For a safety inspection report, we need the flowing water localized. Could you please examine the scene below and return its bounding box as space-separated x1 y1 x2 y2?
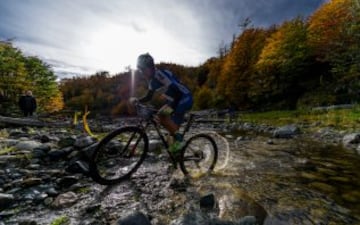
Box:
190 133 360 224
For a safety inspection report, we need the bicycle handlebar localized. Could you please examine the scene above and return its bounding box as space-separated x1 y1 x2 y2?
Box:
134 102 158 120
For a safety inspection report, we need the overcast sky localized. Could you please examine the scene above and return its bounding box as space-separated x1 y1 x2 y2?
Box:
0 0 326 79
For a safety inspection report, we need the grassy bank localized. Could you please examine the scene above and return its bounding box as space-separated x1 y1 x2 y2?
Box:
238 105 360 131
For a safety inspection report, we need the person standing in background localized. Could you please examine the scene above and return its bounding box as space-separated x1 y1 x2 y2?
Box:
19 90 37 117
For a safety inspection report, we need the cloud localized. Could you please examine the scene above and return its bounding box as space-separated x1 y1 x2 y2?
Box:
0 0 326 78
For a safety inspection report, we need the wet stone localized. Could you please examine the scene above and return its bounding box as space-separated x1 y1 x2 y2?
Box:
15 140 43 151
74 136 96 149
300 172 326 181
0 193 15 210
21 177 42 188
329 176 351 183
45 187 59 197
342 191 360 203
27 164 41 170
52 191 78 208
58 136 76 148
316 167 337 176
65 160 89 175
39 135 51 143
308 182 337 194
56 176 79 189
200 193 216 210
18 221 37 225
237 215 257 225
273 125 300 138
116 211 151 225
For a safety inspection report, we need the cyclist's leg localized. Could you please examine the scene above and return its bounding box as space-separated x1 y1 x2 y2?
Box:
158 95 193 134
158 114 179 135
171 95 193 126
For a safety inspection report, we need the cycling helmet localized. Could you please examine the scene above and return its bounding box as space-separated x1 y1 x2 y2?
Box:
137 53 154 70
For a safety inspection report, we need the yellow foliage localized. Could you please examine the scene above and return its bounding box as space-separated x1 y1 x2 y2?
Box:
194 86 213 109
308 0 354 59
42 91 65 112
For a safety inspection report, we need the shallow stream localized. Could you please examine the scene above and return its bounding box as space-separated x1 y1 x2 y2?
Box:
191 133 360 224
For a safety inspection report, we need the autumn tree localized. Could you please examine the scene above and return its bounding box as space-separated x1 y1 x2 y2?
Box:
217 28 269 109
0 41 27 105
194 85 214 110
254 18 312 108
23 56 64 112
308 0 360 103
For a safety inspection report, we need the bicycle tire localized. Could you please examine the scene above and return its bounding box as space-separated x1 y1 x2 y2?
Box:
89 126 149 185
179 133 218 178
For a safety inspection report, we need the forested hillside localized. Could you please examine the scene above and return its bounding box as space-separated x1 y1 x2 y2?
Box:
1 0 359 116
0 41 64 115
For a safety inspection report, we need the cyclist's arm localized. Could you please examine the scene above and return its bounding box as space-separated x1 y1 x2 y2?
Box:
168 83 183 109
139 89 154 103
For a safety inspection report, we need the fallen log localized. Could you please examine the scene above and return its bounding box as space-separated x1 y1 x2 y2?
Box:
0 116 71 127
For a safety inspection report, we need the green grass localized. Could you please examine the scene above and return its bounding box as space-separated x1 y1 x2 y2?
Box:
238 105 360 131
50 215 70 225
0 129 9 138
0 145 16 155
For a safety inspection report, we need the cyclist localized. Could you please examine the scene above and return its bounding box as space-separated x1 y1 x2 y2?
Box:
131 53 193 155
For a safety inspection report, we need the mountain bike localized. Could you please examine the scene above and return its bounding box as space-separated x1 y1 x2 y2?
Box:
89 103 218 185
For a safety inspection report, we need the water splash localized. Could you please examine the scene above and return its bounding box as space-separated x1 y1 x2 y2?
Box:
203 131 231 171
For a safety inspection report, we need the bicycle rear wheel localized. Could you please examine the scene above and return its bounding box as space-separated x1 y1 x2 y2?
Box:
89 126 148 185
179 134 218 178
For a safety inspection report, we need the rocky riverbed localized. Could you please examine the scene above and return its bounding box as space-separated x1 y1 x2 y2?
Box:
0 119 359 225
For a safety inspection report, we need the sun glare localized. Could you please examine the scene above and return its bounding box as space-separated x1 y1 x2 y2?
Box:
82 23 184 73
131 69 135 97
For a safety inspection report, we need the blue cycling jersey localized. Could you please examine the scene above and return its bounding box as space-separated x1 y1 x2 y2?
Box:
149 69 191 103
139 68 193 125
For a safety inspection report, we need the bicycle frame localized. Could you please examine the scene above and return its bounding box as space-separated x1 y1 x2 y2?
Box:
134 112 196 166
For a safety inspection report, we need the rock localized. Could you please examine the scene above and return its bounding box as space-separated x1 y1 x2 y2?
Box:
79 218 98 225
81 143 98 159
39 135 51 143
0 193 15 210
116 211 151 225
58 136 76 148
273 125 300 138
74 136 96 149
167 177 188 192
48 149 68 160
236 136 246 142
15 140 43 151
32 149 47 158
237 215 257 225
342 133 360 146
0 138 18 146
217 188 267 224
65 160 89 175
56 176 79 189
21 177 42 188
341 190 360 203
52 191 78 208
149 139 162 152
9 130 29 138
170 211 208 225
45 187 59 197
308 182 337 193
200 193 216 210
18 220 37 225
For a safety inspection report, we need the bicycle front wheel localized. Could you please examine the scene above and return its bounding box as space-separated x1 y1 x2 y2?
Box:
89 126 148 185
179 134 218 178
